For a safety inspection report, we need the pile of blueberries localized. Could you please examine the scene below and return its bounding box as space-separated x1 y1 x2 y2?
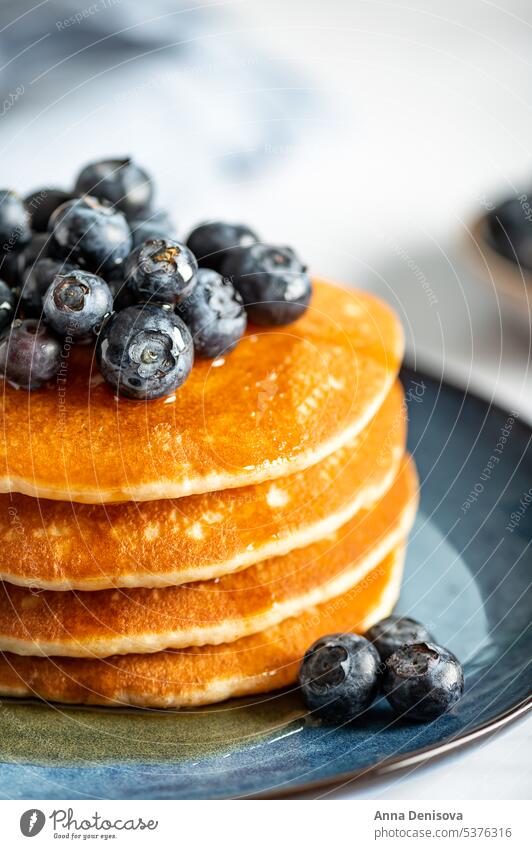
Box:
0 158 312 399
299 616 464 724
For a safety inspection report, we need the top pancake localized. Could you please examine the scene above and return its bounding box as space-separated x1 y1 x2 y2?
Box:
0 280 403 503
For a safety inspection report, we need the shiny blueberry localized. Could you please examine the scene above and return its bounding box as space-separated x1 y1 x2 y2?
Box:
20 258 76 318
0 190 32 255
123 238 197 306
186 221 258 273
43 269 113 338
221 243 312 326
177 268 247 358
74 158 153 219
49 196 132 275
24 188 75 233
0 280 16 332
299 633 381 723
383 642 464 721
96 304 194 399
365 616 434 662
129 210 177 249
0 319 61 389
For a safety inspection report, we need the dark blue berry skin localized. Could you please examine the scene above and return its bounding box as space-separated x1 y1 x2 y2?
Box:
0 319 61 388
74 158 153 219
186 221 258 273
0 280 16 331
49 196 132 275
20 258 77 318
486 197 532 270
43 270 113 338
129 211 177 250
177 268 247 358
299 633 381 724
365 616 434 662
383 642 464 721
0 190 32 254
124 238 198 306
24 188 75 233
96 304 194 400
221 243 312 326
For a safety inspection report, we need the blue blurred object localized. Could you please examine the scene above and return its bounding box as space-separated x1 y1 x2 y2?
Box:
0 0 324 180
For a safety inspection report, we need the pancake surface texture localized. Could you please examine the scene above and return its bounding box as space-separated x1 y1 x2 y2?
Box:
0 546 404 708
0 280 403 503
0 456 417 656
0 383 406 590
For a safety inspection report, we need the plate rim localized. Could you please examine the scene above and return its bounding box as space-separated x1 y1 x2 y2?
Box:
248 696 532 799
249 365 532 799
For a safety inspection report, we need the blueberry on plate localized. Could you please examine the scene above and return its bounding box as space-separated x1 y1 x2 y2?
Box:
486 197 532 270
0 318 61 389
20 258 77 318
0 280 16 332
0 190 32 254
129 210 178 250
124 238 198 306
365 615 434 662
74 158 153 219
43 270 113 338
177 268 247 358
299 633 381 724
96 304 194 400
49 196 132 275
383 642 464 721
221 243 312 326
24 188 75 233
186 221 258 273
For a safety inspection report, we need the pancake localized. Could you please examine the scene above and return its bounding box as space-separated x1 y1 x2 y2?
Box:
0 382 406 590
0 280 403 503
0 456 417 656
0 546 404 708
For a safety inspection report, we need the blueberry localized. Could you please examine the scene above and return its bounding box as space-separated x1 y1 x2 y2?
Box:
43 269 113 338
20 258 77 318
177 268 247 358
24 188 75 233
96 304 194 399
0 319 61 389
299 633 381 723
383 642 464 721
123 238 197 306
74 158 152 219
221 243 312 326
0 252 20 288
365 616 434 662
0 190 32 255
129 210 178 250
49 196 132 275
486 197 532 270
0 233 50 292
0 280 16 331
186 221 258 273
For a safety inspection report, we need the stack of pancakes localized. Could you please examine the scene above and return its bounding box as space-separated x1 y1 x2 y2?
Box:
0 280 418 708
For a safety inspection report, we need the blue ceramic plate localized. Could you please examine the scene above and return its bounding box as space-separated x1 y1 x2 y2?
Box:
0 366 530 800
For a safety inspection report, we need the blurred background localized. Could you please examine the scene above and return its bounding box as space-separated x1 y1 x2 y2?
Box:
1 0 531 417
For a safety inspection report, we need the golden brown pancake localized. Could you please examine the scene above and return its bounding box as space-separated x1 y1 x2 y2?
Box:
0 382 406 590
0 456 417 656
0 280 403 503
0 546 404 708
